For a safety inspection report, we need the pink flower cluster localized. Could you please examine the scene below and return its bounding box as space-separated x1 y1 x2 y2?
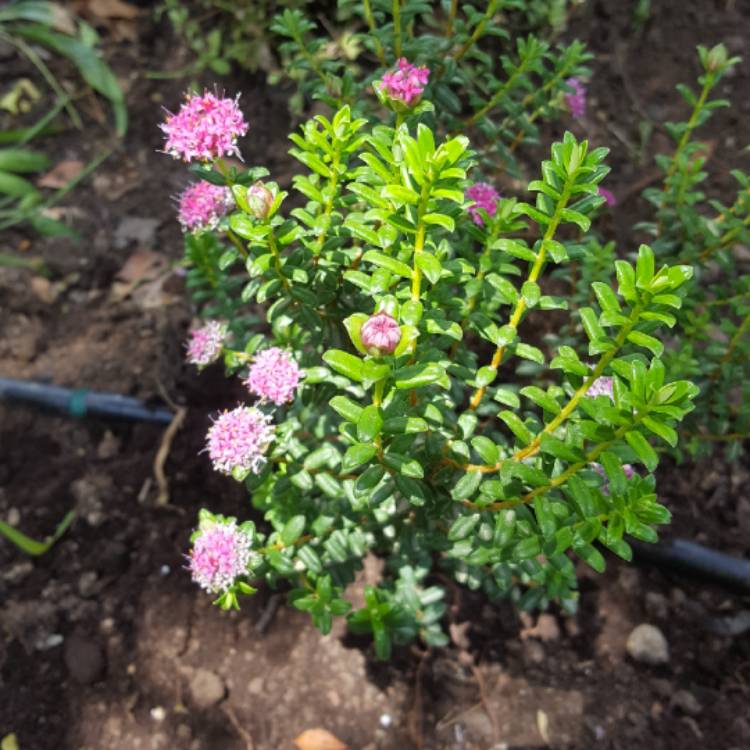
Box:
186 321 226 368
189 518 253 593
564 77 587 119
465 182 500 226
587 376 614 400
361 312 402 355
380 58 430 105
245 347 303 406
178 181 233 232
161 91 248 162
207 406 274 476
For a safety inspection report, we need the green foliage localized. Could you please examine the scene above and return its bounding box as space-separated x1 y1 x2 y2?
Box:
563 44 749 458
176 97 698 656
154 0 310 80
0 1 125 237
271 0 589 174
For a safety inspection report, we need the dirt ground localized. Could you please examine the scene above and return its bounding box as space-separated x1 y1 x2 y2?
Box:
1 1 750 748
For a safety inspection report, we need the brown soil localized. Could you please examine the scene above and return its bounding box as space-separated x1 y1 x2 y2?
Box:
1 2 750 749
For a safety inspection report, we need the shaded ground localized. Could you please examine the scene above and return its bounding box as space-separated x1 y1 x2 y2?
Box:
1 1 750 748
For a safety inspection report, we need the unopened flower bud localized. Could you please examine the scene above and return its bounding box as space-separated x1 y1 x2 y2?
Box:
246 181 274 220
360 312 401 355
706 43 727 72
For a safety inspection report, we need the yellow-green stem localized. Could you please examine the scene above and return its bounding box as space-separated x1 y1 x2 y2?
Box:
393 0 402 58
468 185 573 410
453 0 497 62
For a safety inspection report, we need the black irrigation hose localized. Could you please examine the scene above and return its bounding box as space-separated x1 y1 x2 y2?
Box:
2 378 749 591
0 377 174 424
632 538 750 594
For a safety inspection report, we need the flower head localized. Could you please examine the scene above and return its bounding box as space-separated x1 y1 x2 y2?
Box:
465 182 500 226
564 77 587 119
598 187 617 207
189 518 253 594
177 181 233 232
186 321 226 368
361 311 402 355
587 376 614 400
245 347 303 406
160 90 248 162
379 58 430 106
206 406 274 476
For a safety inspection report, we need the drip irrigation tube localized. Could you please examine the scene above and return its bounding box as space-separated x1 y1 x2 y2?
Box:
0 377 174 424
632 538 750 593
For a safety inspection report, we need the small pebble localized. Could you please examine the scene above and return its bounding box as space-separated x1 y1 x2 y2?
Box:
150 706 166 722
379 713 393 728
188 668 226 709
626 623 669 665
671 689 702 716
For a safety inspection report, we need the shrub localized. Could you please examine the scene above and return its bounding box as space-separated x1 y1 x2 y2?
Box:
161 85 698 657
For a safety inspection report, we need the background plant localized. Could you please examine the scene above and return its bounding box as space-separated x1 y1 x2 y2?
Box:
272 0 590 175
561 44 749 459
0 1 126 239
166 85 698 656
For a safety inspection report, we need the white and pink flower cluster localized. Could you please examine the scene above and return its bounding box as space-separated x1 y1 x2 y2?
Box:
186 321 227 368
379 58 430 105
245 347 303 406
189 517 253 594
177 181 233 233
206 405 275 476
161 90 248 162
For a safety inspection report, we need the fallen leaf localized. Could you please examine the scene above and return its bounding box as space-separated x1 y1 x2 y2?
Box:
82 0 141 20
37 160 85 189
520 613 560 643
110 249 169 301
293 728 348 750
31 276 60 304
49 3 77 34
536 709 550 745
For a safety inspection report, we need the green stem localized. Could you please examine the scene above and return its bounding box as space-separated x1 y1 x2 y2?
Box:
393 0 402 58
453 0 497 62
445 0 459 37
363 0 386 65
410 184 430 301
226 228 249 260
468 184 573 411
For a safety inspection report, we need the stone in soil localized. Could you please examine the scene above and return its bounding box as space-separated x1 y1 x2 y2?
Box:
188 668 226 710
626 623 669 665
64 633 105 684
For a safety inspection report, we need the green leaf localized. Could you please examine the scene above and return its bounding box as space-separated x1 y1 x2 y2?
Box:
362 250 412 278
422 213 454 231
539 434 582 462
635 244 655 289
322 349 363 382
521 280 541 307
625 430 659 471
0 509 74 557
329 395 362 422
471 436 499 465
642 416 678 447
448 513 481 541
415 252 442 284
498 411 532 445
560 208 591 232
281 515 306 546
0 147 49 173
342 443 377 472
0 170 37 197
515 343 544 364
626 331 663 356
393 363 444 389
357 405 383 442
615 260 637 302
382 184 419 204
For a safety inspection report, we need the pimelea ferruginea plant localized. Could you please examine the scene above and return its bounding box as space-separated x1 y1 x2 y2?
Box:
559 44 749 460
271 1 591 175
163 87 698 658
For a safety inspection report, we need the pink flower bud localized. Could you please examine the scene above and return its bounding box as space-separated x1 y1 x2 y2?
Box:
246 181 274 220
598 187 617 207
360 312 402 355
186 321 226 368
379 58 430 106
